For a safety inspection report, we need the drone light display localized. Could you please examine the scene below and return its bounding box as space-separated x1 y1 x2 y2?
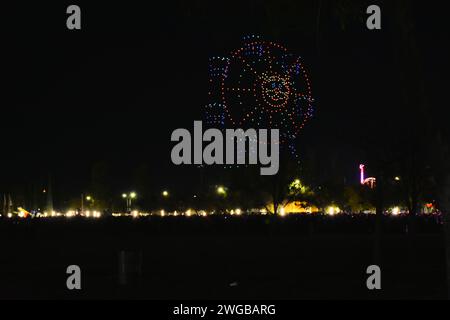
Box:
206 35 315 154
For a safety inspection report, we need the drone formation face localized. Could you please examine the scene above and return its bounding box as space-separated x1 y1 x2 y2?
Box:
206 35 315 152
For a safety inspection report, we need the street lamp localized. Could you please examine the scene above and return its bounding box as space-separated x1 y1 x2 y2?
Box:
122 192 137 212
162 190 169 197
85 195 95 211
216 186 227 214
217 186 227 196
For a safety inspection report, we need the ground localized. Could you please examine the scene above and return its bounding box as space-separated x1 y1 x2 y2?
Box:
0 216 446 299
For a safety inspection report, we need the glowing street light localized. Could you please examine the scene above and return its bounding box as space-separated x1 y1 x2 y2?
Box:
84 195 95 211
162 190 169 197
122 192 137 212
217 186 227 196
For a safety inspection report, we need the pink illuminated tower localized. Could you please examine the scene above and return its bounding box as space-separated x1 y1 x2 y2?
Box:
359 164 376 189
359 164 365 185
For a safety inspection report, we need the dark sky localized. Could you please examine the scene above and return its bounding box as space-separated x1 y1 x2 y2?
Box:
2 1 448 207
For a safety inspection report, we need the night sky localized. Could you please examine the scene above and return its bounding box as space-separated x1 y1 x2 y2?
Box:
2 1 448 209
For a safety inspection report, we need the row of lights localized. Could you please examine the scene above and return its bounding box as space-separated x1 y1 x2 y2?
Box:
6 210 104 219
2 207 425 219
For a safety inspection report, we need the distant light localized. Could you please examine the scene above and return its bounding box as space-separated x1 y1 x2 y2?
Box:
326 206 341 216
160 210 165 217
217 186 226 195
394 176 401 181
7 213 13 218
162 191 169 197
86 196 92 201
130 192 137 199
279 207 286 217
359 164 365 185
392 207 401 216
66 210 75 218
132 210 139 218
363 177 377 189
235 209 242 216
292 179 302 190
185 209 192 217
122 193 127 198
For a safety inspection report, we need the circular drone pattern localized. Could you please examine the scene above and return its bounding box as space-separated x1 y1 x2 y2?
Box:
206 35 314 148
